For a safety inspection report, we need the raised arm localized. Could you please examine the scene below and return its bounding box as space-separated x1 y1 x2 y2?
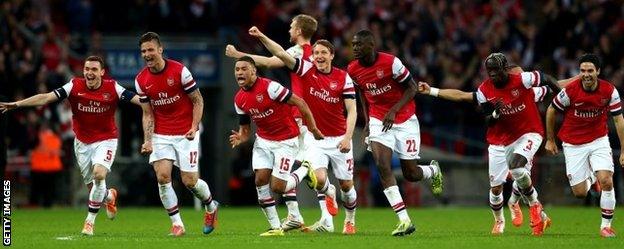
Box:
248 26 296 70
225 44 286 68
0 92 59 113
287 94 324 140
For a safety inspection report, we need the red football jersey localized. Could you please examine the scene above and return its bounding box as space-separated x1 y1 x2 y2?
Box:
286 43 313 119
475 71 544 146
234 77 299 141
135 59 198 135
54 78 129 144
552 78 622 145
293 58 355 136
347 52 414 124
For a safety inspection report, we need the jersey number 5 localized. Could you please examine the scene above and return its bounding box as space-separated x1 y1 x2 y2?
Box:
105 150 113 161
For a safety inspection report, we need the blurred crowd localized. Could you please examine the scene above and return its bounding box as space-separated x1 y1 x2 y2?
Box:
2 0 624 206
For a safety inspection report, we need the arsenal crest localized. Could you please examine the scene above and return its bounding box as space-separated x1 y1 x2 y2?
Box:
167 77 175 86
376 70 384 79
102 93 111 100
256 94 264 103
329 81 338 90
511 89 519 97
601 98 608 105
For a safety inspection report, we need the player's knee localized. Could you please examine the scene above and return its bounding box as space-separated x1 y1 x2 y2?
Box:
339 180 353 191
93 172 106 181
598 178 613 191
490 185 503 195
156 173 171 184
270 184 285 194
509 155 527 170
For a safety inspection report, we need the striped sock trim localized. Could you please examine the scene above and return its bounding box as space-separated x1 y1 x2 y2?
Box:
166 205 180 216
521 187 534 196
490 202 504 211
317 194 326 201
392 202 406 213
259 197 276 208
602 209 614 219
88 201 102 213
344 201 357 210
291 173 300 185
203 196 213 206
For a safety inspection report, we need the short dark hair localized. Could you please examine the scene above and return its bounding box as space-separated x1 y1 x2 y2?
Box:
579 53 601 70
85 55 105 69
313 40 334 54
355 29 374 41
236 56 256 68
139 32 162 47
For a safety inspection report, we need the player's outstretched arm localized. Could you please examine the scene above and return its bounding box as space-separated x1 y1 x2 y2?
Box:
418 81 474 102
248 26 297 70
338 98 357 153
230 124 251 148
185 89 204 140
225 43 286 69
288 94 324 140
0 92 59 113
544 105 560 155
611 114 624 166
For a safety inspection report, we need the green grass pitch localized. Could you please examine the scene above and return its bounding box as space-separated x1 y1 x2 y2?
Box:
9 206 623 248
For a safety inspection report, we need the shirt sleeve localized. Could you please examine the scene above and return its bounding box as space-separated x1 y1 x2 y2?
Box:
609 88 622 116
391 57 412 84
53 80 74 100
343 74 356 98
115 82 136 102
234 102 246 114
520 71 542 89
267 81 292 103
181 66 198 93
532 86 549 103
134 78 150 103
293 58 314 77
475 87 488 105
552 88 570 111
286 45 304 59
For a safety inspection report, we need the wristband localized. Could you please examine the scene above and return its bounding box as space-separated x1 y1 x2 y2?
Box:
429 87 440 97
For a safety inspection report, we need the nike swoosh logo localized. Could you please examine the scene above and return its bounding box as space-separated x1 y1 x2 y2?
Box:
574 102 584 106
486 97 496 102
146 85 154 89
77 93 85 96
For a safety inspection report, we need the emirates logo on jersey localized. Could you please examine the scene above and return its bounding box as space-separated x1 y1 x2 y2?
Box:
167 77 175 86
102 93 111 101
376 70 384 79
329 81 338 90
256 94 264 103
511 89 519 97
